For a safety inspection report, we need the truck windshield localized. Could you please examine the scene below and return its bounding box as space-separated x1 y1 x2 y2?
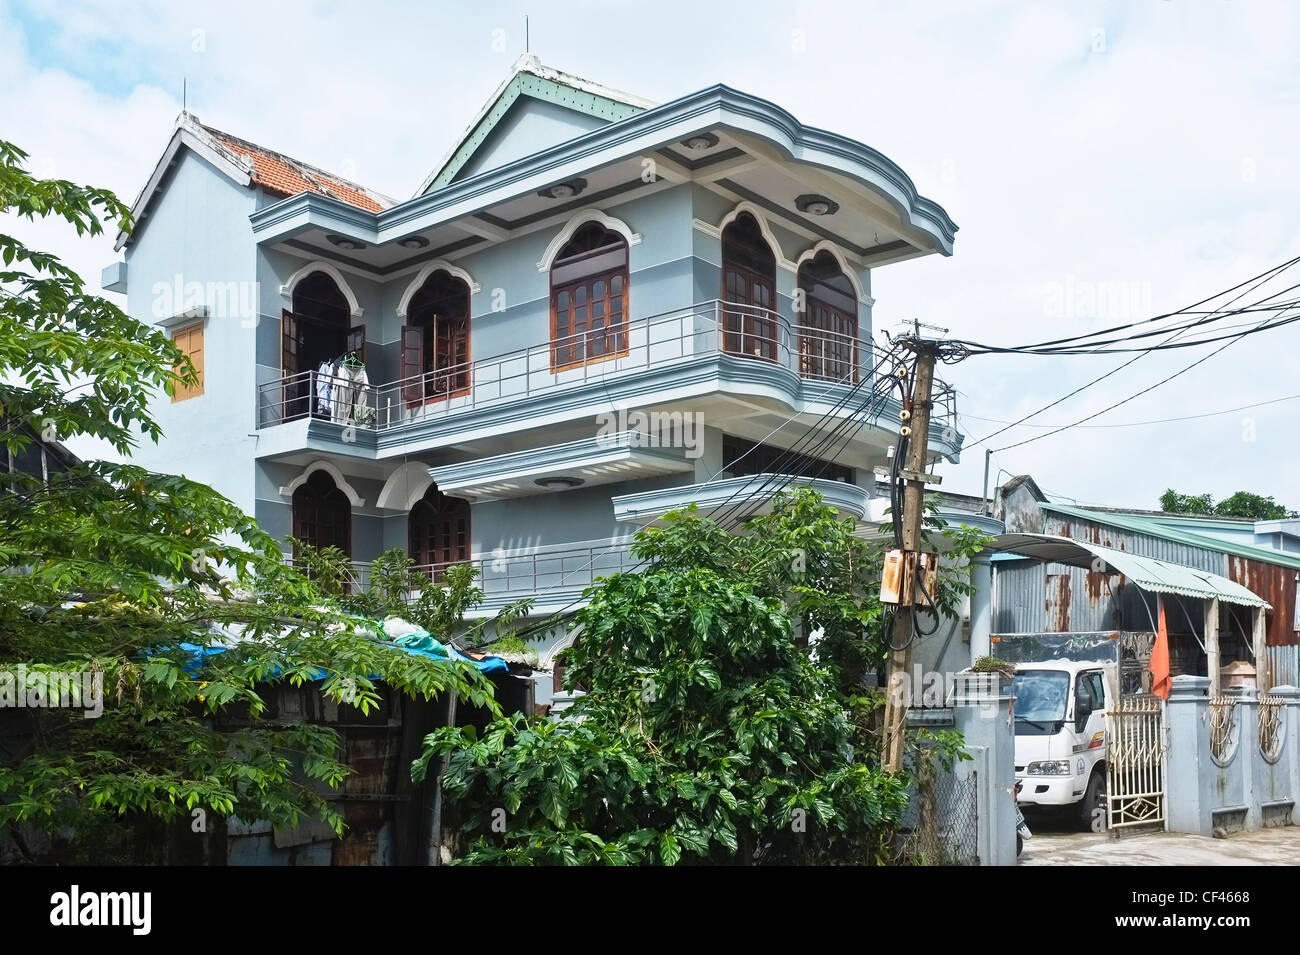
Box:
1013 670 1070 727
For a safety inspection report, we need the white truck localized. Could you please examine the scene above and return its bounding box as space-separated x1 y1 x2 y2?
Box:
1011 660 1115 830
993 631 1144 831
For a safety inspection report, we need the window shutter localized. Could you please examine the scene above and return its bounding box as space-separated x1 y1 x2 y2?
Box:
346 324 366 363
282 310 298 376
401 325 424 403
171 322 205 402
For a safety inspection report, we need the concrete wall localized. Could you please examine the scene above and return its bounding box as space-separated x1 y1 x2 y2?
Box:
124 151 260 514
1165 676 1299 835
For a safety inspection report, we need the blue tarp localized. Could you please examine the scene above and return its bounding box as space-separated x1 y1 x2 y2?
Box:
168 629 509 678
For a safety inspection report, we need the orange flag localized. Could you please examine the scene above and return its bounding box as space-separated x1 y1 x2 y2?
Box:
1149 597 1171 699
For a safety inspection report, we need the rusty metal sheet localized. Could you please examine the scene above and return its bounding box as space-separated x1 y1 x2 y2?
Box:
1045 573 1071 632
1227 556 1297 647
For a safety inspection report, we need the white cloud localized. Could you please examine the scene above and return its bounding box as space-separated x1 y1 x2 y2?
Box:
2 0 1298 510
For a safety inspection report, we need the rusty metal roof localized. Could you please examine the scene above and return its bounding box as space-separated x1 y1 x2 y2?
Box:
1042 503 1300 572
991 533 1271 609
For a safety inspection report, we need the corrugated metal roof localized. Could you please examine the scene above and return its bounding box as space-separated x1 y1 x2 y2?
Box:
1041 503 1300 572
991 533 1271 609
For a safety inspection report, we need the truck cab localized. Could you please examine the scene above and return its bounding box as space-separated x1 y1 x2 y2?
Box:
1012 659 1115 829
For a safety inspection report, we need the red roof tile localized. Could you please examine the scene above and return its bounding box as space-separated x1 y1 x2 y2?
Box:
201 124 389 213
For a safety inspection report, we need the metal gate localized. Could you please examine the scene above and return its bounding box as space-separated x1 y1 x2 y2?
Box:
1106 695 1167 831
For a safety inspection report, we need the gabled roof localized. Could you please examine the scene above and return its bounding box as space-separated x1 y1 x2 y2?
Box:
198 121 392 212
1041 501 1300 572
418 54 654 194
116 113 393 249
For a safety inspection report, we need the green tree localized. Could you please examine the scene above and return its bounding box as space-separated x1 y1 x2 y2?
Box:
1213 491 1293 521
1159 489 1215 515
417 490 990 865
1159 488 1294 520
0 140 498 863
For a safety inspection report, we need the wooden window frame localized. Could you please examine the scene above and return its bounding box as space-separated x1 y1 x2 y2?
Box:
291 471 352 559
408 487 471 581
549 233 630 373
720 214 779 363
171 321 205 402
796 255 860 384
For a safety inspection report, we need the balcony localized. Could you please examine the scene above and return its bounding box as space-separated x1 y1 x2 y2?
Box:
334 540 641 617
612 474 879 528
253 300 961 459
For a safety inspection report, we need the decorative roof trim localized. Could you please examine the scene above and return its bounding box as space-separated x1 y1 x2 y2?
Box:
420 55 653 194
253 85 957 258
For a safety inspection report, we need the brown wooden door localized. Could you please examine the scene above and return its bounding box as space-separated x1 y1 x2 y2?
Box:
722 264 776 361
401 325 424 405
292 471 352 558
281 310 308 419
409 489 470 579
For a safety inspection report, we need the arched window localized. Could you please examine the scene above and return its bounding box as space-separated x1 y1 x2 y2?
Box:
402 270 471 405
550 222 628 369
282 271 364 419
721 212 777 362
292 469 352 558
408 484 471 578
797 251 859 382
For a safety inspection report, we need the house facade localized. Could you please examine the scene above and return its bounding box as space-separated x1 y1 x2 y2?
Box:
104 56 962 695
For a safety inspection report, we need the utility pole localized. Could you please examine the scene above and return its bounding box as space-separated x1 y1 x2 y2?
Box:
881 340 939 774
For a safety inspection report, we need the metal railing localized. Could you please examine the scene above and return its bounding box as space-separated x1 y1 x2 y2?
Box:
292 542 641 601
258 369 378 429
413 541 640 597
257 300 878 431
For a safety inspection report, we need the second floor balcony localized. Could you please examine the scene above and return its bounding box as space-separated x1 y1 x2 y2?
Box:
255 300 960 460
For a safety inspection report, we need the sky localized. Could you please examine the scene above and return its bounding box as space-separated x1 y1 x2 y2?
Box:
2 0 1299 511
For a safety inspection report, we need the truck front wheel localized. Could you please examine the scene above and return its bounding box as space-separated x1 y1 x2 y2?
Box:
1079 769 1106 832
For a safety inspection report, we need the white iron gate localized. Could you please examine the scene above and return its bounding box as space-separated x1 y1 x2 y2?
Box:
1106 695 1167 831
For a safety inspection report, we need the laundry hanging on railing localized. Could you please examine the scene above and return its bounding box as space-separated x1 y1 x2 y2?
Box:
313 355 371 424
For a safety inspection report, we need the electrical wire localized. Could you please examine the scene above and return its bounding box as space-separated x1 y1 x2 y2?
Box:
966 257 1297 446
503 343 903 644
960 391 1300 430
954 255 1300 354
990 301 1300 453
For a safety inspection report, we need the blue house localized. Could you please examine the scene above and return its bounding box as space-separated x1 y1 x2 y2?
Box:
104 56 961 702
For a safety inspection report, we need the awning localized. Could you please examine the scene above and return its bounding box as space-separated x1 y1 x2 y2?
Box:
990 533 1270 610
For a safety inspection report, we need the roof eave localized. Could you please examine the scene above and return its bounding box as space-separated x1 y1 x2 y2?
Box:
115 125 253 251
256 85 957 257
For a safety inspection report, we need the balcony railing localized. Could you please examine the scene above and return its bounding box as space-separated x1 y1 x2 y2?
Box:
309 542 641 603
257 300 876 430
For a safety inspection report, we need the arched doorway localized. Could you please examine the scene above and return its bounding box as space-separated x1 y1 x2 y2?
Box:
292 469 352 558
281 270 364 419
720 212 777 361
797 250 859 382
408 484 470 579
401 270 471 406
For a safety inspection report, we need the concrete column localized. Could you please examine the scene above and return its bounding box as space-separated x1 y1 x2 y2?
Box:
1234 686 1260 830
968 552 993 665
952 672 1015 865
1206 598 1220 695
1273 684 1300 817
1253 607 1268 690
1165 674 1211 835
